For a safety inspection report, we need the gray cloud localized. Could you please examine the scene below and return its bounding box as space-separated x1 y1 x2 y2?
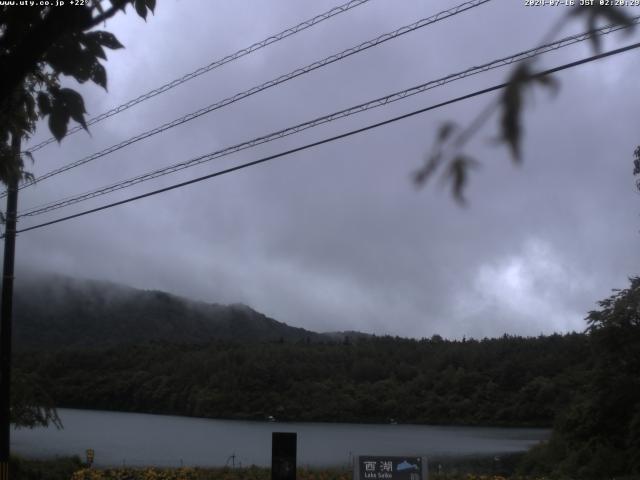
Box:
9 0 640 339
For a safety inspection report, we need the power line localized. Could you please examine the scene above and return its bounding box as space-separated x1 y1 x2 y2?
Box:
18 19 633 216
10 0 491 198
12 40 640 237
23 0 374 154
18 19 637 218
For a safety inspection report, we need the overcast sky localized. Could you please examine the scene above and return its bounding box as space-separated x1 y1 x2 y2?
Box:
9 0 640 339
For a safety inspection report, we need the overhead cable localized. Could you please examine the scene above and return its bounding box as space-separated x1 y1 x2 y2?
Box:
10 0 491 198
12 40 640 237
18 18 637 218
24 0 374 154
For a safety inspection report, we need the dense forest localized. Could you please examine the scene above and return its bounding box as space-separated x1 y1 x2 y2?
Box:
518 277 640 478
15 333 590 427
10 273 640 478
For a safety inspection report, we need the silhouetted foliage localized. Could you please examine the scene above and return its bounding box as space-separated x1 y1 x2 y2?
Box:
519 277 640 478
416 6 636 202
15 333 589 427
10 368 60 429
0 0 156 184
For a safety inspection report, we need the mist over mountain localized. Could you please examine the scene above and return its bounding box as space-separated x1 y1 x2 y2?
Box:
12 273 596 433
14 273 334 349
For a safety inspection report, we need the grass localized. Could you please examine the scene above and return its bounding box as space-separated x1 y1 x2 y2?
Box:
10 455 84 480
10 454 619 480
68 466 517 480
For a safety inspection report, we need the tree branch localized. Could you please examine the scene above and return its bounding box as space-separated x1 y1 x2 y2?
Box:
0 0 132 110
86 0 130 29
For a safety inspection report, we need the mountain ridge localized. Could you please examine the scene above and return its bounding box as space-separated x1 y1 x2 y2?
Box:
15 272 361 349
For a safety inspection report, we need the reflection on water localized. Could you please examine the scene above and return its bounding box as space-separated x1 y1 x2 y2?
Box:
12 408 549 467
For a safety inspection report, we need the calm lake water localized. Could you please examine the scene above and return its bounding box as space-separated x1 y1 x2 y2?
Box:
12 409 549 468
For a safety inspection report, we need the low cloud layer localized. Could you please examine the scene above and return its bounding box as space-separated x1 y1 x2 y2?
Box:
9 0 640 338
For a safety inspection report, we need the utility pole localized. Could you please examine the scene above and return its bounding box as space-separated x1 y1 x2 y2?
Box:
0 134 20 480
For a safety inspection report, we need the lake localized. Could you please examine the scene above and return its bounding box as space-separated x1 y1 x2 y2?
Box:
11 409 549 468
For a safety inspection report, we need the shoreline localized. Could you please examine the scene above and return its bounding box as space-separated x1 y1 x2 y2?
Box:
32 406 556 430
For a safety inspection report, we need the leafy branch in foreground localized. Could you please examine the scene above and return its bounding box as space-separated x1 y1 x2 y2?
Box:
0 0 156 185
520 277 640 478
10 368 61 429
0 0 157 428
415 6 636 203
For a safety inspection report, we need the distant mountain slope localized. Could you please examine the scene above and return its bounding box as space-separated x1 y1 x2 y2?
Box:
14 273 323 349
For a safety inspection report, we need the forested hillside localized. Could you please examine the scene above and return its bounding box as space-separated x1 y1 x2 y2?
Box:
518 277 640 478
13 274 326 349
15 334 590 427
11 273 640 478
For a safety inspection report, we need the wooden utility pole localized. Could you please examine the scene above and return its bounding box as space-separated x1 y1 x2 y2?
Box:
0 134 20 480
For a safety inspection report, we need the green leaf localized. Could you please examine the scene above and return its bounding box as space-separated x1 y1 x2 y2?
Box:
445 155 480 204
44 42 82 77
48 109 68 142
21 171 35 184
58 88 86 114
572 5 636 53
22 150 34 164
93 0 105 16
135 0 148 19
588 16 601 54
48 88 88 136
500 64 528 162
90 63 107 90
437 122 457 142
80 33 107 59
573 4 636 29
145 0 156 13
23 92 36 120
498 64 561 162
90 31 124 50
58 88 88 130
414 122 461 186
46 41 98 84
413 152 442 186
74 52 99 83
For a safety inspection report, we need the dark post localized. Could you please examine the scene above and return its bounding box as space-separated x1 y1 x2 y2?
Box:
272 432 297 480
0 134 19 480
